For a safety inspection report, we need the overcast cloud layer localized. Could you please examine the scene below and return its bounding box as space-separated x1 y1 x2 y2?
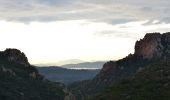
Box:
1 0 170 39
0 0 169 24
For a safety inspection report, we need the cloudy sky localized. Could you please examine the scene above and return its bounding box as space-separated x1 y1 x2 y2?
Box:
0 0 170 65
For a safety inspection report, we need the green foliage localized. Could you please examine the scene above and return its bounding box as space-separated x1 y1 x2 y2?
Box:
70 56 152 100
0 59 66 100
89 60 170 100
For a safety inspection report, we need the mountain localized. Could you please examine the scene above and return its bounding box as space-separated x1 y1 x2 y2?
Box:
0 49 75 100
70 32 170 100
35 59 84 66
61 61 106 69
90 59 170 100
37 66 100 85
57 59 85 66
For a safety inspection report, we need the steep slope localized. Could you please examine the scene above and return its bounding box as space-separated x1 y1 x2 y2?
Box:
0 49 75 100
90 59 170 100
70 56 150 99
70 32 170 100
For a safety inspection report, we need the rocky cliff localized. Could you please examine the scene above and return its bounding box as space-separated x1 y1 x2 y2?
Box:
96 32 170 87
134 32 170 59
70 32 170 100
89 32 170 100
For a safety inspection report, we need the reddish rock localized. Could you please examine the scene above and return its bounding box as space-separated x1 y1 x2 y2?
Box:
134 32 170 60
134 33 162 59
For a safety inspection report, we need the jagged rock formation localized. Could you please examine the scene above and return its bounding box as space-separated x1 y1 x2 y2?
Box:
134 32 170 59
0 48 75 100
96 32 170 87
70 32 170 100
0 48 30 66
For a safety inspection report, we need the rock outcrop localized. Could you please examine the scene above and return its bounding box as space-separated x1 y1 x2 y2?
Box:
134 32 170 60
98 32 170 85
0 48 30 66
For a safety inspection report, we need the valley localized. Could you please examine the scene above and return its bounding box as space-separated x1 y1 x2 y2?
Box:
0 32 170 100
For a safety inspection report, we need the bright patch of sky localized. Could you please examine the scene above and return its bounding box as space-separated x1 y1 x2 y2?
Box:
0 0 170 64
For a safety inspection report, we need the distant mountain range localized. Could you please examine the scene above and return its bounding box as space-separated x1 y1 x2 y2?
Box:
36 61 105 85
34 59 84 66
57 59 85 66
35 61 106 69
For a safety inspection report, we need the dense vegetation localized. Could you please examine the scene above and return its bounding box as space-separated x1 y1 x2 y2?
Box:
69 56 151 100
0 51 71 100
89 59 170 100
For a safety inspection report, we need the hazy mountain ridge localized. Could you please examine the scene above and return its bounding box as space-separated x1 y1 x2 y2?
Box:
35 59 84 66
70 32 170 100
36 61 104 85
35 61 105 69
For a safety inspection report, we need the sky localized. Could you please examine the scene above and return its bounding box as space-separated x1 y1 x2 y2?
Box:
0 0 170 65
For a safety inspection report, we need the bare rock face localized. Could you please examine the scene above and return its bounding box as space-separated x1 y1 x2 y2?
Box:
97 32 170 87
135 33 162 59
134 32 170 60
2 48 30 66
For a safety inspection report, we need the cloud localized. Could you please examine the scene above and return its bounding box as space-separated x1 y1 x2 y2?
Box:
1 0 170 40
95 20 170 40
0 0 170 24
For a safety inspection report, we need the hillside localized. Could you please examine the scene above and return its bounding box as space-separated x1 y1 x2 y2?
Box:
70 55 151 100
0 49 75 100
90 59 170 100
37 66 100 85
70 32 170 100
